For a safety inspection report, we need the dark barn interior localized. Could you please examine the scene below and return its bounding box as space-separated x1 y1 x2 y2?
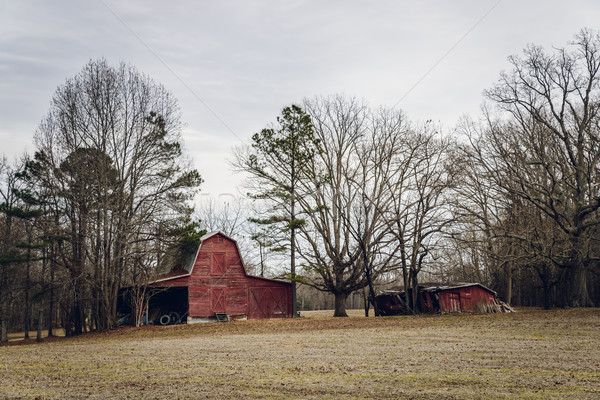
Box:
117 286 189 325
148 287 188 324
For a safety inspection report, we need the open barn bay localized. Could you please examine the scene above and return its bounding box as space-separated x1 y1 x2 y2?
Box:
1 309 599 399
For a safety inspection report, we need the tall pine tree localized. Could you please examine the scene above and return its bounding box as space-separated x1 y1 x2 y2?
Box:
233 105 321 317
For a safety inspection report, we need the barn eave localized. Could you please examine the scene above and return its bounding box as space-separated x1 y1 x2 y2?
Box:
148 273 191 285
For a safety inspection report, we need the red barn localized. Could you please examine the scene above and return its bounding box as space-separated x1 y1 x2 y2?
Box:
376 283 512 315
419 284 510 314
146 231 293 322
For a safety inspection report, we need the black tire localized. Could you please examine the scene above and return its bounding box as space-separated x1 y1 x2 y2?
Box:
159 314 171 326
169 312 181 324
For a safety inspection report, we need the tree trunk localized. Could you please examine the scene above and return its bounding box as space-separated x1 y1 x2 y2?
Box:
361 240 380 317
333 292 348 317
505 263 513 304
24 246 31 339
564 264 593 307
366 270 379 316
0 297 7 343
36 303 44 342
291 233 297 318
542 281 552 310
0 318 6 343
48 247 55 337
0 265 8 343
363 287 370 317
290 181 298 318
72 283 83 336
259 243 265 277
37 246 47 342
410 270 419 313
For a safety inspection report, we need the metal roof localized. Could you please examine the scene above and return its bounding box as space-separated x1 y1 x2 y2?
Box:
421 283 498 295
381 283 498 296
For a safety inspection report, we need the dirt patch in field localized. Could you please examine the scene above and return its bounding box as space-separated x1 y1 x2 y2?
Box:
1 308 599 399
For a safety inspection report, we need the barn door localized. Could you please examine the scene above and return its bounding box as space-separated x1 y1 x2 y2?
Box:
211 253 226 275
249 287 288 319
448 292 461 313
270 288 288 318
211 288 226 313
459 288 473 313
248 288 270 319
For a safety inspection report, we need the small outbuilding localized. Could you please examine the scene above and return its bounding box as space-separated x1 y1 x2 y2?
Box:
420 283 512 314
376 283 513 315
142 231 293 323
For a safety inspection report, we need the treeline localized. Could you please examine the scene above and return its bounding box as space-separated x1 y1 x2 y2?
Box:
0 59 202 341
234 29 600 316
2 30 600 337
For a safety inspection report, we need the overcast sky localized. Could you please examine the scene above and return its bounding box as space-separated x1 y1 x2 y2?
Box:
1 1 599 199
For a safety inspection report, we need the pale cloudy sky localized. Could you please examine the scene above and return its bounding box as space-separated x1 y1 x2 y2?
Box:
1 1 599 198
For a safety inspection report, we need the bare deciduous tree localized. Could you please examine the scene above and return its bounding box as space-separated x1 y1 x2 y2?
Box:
382 124 456 310
33 59 202 333
195 195 246 238
297 97 412 317
472 29 600 307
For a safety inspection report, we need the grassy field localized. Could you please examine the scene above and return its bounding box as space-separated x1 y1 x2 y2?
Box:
0 308 599 399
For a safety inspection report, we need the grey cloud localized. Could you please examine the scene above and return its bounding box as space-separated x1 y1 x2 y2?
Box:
2 0 600 195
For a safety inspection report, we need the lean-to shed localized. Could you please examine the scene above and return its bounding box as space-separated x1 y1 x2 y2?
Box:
146 231 293 322
420 283 511 314
376 283 512 315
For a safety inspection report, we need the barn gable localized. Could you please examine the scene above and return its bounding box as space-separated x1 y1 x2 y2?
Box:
148 231 293 322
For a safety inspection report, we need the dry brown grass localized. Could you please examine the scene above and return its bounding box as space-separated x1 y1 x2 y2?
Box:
1 308 599 399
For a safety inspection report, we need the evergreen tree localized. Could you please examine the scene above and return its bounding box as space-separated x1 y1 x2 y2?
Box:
233 105 321 317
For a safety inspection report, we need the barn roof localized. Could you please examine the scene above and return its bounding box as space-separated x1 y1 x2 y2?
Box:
149 239 202 284
421 283 497 295
148 231 290 286
200 231 230 242
381 283 498 296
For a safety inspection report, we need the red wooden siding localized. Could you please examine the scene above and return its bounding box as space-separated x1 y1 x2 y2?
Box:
211 288 226 313
442 292 461 313
150 232 292 320
211 253 226 275
248 287 289 319
377 283 511 315
249 288 269 319
437 285 500 314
